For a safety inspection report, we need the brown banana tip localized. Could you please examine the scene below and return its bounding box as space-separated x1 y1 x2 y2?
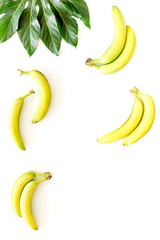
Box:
32 119 38 124
44 172 52 180
17 69 23 75
29 90 35 94
130 87 138 93
85 58 93 66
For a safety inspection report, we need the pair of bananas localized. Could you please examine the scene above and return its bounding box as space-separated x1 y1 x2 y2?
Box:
98 87 155 145
11 171 52 230
86 6 136 74
9 69 52 151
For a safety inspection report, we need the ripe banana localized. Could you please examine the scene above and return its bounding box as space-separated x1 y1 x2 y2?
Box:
9 90 34 150
86 6 126 66
18 69 52 123
20 172 52 230
11 171 45 217
123 88 155 145
98 91 143 144
91 26 136 74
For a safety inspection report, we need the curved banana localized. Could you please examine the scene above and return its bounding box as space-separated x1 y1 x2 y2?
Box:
20 172 52 230
18 69 52 123
123 88 155 146
9 90 34 150
98 91 143 144
86 6 126 66
11 171 45 217
91 26 136 74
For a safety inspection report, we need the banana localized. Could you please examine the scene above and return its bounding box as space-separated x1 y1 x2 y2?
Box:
9 90 35 151
86 6 126 66
20 172 52 230
18 69 52 123
123 88 155 145
11 171 45 217
91 26 136 74
98 91 144 144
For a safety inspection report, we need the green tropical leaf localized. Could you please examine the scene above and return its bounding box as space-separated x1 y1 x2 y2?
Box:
49 0 78 47
18 0 41 56
61 0 90 29
0 0 90 55
38 0 62 55
60 2 82 19
0 0 27 43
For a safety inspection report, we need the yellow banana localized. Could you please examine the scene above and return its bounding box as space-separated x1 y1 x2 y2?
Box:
98 91 143 144
91 26 136 74
18 69 52 123
11 171 45 217
123 88 155 146
20 172 52 230
9 90 34 151
86 6 126 66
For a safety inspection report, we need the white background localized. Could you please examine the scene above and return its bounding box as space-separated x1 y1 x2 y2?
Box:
0 0 160 239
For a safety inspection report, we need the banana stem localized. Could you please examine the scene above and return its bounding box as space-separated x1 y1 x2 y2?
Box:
33 174 52 184
91 64 100 70
18 69 29 76
136 89 142 97
21 90 35 100
34 172 52 180
130 87 143 97
35 172 46 178
36 177 46 184
131 91 136 97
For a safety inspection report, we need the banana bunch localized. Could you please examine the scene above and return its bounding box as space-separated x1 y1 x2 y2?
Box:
98 87 155 145
11 171 52 230
9 69 52 150
85 6 136 74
